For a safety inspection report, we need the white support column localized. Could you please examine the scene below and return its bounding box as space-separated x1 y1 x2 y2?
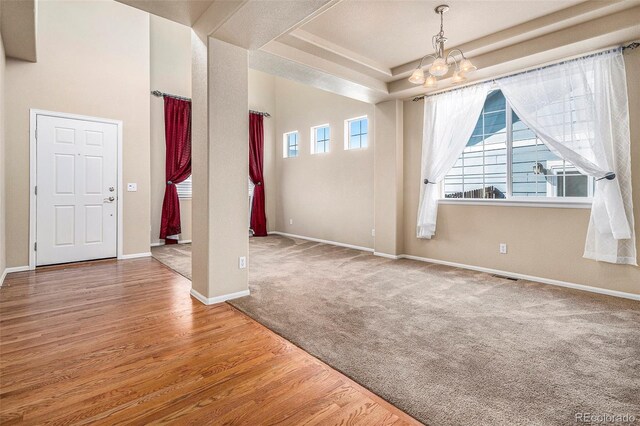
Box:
373 100 404 257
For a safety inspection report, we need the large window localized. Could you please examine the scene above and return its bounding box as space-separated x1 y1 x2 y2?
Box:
283 131 299 158
345 116 368 150
443 90 593 201
311 125 330 154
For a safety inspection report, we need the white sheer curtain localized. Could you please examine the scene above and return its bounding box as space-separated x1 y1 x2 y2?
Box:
416 82 490 238
497 50 636 264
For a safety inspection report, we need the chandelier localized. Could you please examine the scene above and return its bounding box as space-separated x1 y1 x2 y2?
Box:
408 5 477 88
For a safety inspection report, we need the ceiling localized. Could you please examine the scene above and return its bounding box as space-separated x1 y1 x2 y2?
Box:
300 0 583 70
115 0 215 26
113 0 640 103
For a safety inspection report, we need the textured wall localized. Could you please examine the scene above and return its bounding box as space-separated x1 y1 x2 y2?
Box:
4 0 151 266
150 15 192 245
274 77 375 249
402 48 640 295
248 70 277 233
0 28 6 280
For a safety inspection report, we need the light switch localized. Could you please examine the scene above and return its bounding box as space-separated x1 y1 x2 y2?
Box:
127 183 137 192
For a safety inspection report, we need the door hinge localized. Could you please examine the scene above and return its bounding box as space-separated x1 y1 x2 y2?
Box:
34 242 37 251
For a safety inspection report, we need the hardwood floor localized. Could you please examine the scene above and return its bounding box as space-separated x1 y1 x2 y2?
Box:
0 258 420 425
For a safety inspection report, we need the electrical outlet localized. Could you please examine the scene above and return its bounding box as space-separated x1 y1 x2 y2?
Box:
499 243 508 254
289 218 293 225
239 256 247 269
371 229 376 237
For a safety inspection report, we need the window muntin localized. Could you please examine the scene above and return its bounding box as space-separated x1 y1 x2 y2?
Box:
443 90 593 201
311 125 330 154
176 175 192 199
345 117 368 150
283 131 299 158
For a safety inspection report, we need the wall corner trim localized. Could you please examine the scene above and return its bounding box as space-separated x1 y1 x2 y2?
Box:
1 266 32 287
190 288 250 305
270 231 374 253
118 252 152 260
374 252 401 260
400 254 640 301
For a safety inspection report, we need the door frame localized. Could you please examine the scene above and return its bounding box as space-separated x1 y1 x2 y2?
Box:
29 109 124 270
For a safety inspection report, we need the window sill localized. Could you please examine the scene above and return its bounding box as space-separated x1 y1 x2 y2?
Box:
437 198 592 209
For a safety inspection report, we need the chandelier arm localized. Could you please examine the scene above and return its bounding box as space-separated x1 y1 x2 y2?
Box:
446 49 465 64
417 54 439 69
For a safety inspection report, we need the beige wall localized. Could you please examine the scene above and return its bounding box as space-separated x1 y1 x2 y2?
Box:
374 100 404 256
274 77 375 249
1 29 6 280
5 0 151 266
402 47 640 295
150 15 192 245
190 36 249 299
248 69 277 233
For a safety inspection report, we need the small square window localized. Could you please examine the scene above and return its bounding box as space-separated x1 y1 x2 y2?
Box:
345 116 368 150
283 131 299 158
311 124 330 154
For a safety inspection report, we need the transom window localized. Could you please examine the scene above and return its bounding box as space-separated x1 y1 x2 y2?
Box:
345 116 368 150
283 131 299 158
443 90 593 200
311 125 330 154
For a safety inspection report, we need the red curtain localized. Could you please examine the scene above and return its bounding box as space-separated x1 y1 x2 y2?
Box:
249 113 267 236
160 97 191 242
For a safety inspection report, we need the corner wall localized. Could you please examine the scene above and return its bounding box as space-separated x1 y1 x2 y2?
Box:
4 0 151 267
402 47 640 295
248 70 277 233
274 77 375 249
0 29 6 282
150 15 192 246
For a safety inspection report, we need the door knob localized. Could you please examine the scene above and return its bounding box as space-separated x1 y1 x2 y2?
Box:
104 196 115 203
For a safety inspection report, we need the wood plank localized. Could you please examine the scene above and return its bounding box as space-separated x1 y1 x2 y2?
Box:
0 258 422 425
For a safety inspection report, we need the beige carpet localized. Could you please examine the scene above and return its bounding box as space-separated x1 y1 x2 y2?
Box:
154 236 640 425
151 243 192 279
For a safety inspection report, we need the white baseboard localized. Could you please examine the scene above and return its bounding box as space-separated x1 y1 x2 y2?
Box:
374 252 401 260
118 252 152 260
401 254 640 301
5 266 30 273
190 288 250 305
1 266 31 287
267 232 639 301
151 240 192 247
271 231 374 253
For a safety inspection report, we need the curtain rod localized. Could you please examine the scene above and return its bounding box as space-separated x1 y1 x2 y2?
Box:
151 91 271 117
151 90 191 101
250 110 271 117
412 41 639 102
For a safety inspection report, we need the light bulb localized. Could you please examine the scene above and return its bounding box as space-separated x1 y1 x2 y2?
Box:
459 58 477 73
429 57 449 77
423 75 438 88
408 68 425 85
451 70 466 85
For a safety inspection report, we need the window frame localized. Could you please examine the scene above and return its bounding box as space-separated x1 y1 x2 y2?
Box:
344 116 369 150
283 131 299 158
440 92 593 208
310 124 330 155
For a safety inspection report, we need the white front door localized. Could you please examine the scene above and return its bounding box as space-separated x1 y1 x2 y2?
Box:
36 114 118 266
